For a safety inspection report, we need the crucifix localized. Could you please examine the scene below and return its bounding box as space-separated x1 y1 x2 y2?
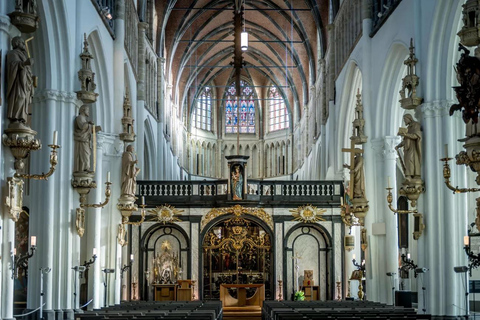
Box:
342 139 364 199
292 252 301 292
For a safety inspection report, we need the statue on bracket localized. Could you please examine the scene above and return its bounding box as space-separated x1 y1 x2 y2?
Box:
121 145 140 197
231 165 244 200
6 36 34 128
395 114 424 207
73 105 101 173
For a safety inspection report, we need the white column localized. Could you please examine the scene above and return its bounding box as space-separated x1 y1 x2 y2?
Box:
382 136 401 304
1 219 15 320
421 101 465 316
88 137 104 309
136 22 148 179
113 0 125 134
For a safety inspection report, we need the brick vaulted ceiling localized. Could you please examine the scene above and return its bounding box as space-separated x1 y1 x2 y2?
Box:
157 0 332 126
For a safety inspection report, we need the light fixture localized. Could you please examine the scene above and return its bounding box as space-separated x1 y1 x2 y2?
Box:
241 31 248 51
241 0 248 51
463 233 480 275
102 7 112 20
11 236 37 279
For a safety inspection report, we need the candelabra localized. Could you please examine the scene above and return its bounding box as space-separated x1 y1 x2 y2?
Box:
4 132 60 222
400 253 420 277
121 255 134 280
336 281 342 301
192 280 196 300
11 236 37 279
277 280 283 301
441 151 480 232
385 186 418 214
82 249 98 270
463 232 480 276
74 175 112 237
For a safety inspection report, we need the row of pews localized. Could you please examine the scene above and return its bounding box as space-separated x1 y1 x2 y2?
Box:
75 301 222 320
263 300 432 320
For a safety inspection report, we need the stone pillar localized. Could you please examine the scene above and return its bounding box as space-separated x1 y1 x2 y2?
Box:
136 22 148 179
113 0 125 134
420 100 467 316
1 218 15 320
87 136 105 309
382 136 401 304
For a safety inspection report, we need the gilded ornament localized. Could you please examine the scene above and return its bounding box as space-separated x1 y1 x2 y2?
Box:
201 205 273 231
149 205 183 224
289 205 326 223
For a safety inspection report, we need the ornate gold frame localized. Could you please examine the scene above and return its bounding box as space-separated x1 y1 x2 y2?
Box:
201 204 273 231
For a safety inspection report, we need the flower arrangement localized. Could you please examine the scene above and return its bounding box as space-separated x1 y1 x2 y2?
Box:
294 290 305 301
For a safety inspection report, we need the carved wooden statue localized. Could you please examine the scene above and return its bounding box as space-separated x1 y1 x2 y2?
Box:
121 145 140 197
6 36 34 126
395 114 422 179
73 105 100 173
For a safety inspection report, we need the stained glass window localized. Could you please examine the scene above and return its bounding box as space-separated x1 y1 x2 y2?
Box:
225 80 255 133
193 86 212 131
268 86 289 132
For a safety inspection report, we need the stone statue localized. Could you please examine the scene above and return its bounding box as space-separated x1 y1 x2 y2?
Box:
395 114 422 179
73 105 100 173
121 145 140 197
6 36 34 126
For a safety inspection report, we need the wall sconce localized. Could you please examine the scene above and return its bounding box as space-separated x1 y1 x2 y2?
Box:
102 7 112 20
385 179 425 240
400 253 424 278
82 248 98 270
463 234 480 275
4 131 60 222
74 173 112 237
120 254 134 280
11 236 36 279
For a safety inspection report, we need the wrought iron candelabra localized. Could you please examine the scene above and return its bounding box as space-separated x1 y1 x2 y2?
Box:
352 257 365 273
121 255 134 280
463 224 480 275
401 254 419 277
82 250 97 270
11 239 36 279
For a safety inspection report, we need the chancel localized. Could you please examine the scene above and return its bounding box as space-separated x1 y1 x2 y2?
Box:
0 1 479 320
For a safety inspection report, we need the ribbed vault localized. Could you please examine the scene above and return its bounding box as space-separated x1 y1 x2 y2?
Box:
158 0 332 129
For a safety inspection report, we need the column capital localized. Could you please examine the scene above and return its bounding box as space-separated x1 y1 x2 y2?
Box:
371 136 401 160
33 89 79 105
96 132 123 157
420 100 455 119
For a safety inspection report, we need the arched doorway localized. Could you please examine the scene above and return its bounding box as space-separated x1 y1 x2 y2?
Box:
284 224 333 300
200 207 274 300
140 224 190 300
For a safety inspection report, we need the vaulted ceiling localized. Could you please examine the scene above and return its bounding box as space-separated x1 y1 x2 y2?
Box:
158 0 333 126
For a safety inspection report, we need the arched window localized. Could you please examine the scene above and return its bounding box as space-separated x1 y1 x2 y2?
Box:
225 80 255 133
193 86 212 131
268 86 289 132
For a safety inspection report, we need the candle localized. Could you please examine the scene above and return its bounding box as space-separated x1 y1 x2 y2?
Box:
13 248 17 256
362 259 365 265
130 254 134 261
352 253 356 260
407 253 411 260
31 236 37 247
387 177 391 188
93 248 97 256
445 144 448 158
107 172 111 183
340 196 344 206
464 236 470 246
141 196 145 205
53 131 57 145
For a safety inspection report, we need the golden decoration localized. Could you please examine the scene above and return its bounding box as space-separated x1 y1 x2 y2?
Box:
149 205 183 224
290 205 326 223
201 204 273 231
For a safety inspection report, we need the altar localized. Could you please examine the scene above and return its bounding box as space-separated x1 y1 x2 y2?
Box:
220 284 264 320
153 284 176 301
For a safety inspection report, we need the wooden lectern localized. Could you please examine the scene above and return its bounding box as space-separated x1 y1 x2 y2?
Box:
176 280 194 301
153 284 176 301
220 284 264 320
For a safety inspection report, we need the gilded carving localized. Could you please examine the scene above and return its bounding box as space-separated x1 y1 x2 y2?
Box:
290 205 326 223
5 177 24 222
75 208 85 237
201 205 273 231
149 205 183 224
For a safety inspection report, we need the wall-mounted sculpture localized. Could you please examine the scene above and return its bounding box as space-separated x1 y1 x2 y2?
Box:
399 39 422 110
120 89 136 142
8 0 40 33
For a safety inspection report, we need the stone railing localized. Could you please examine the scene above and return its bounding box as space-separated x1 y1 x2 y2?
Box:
124 0 138 77
333 0 362 77
137 179 343 207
